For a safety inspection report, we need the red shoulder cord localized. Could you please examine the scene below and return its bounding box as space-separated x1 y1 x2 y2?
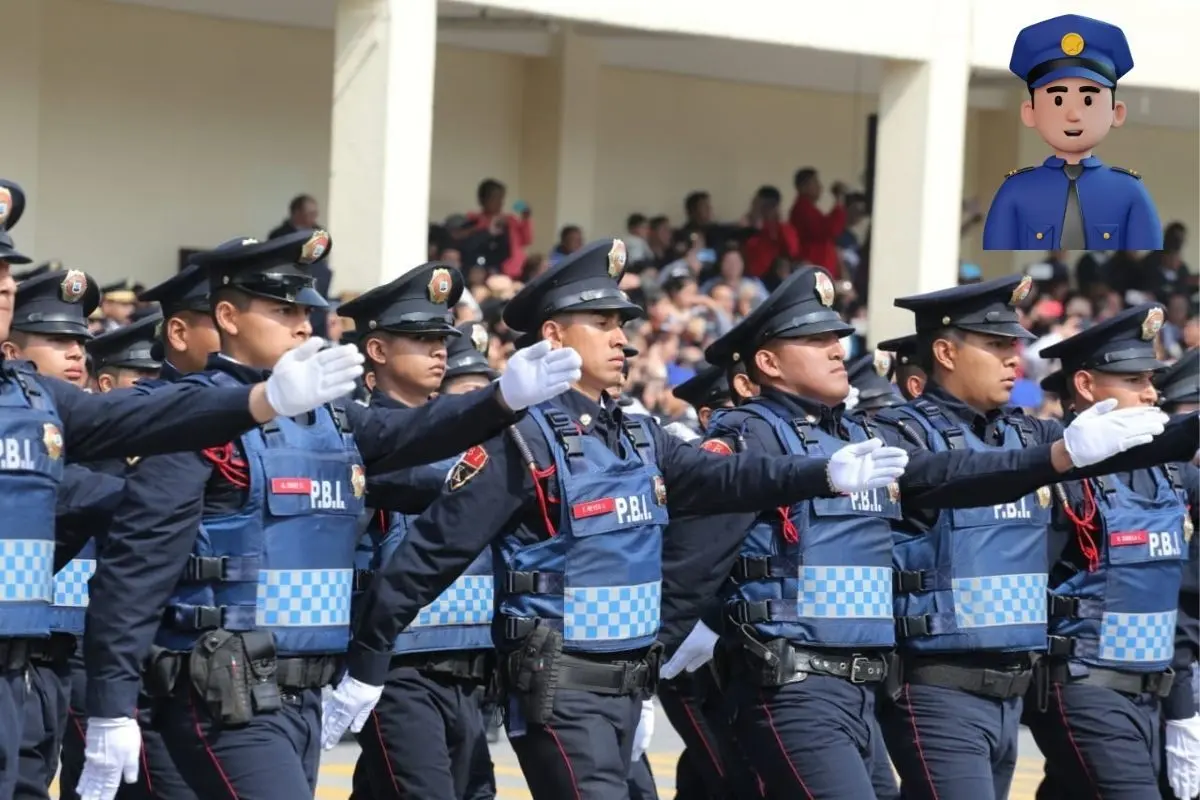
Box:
200 443 249 489
777 507 799 544
1060 481 1101 572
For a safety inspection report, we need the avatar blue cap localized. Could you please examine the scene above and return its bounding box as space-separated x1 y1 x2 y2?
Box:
0 180 31 265
672 362 732 411
197 230 331 308
1039 302 1166 392
847 352 902 411
338 263 463 337
1010 14 1133 89
443 321 498 381
895 274 1036 341
87 312 163 371
12 269 99 338
1154 347 1199 409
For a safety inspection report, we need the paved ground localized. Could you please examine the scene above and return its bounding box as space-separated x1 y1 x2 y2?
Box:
52 711 1049 799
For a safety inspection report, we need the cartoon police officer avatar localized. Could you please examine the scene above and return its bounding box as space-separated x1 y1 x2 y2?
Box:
983 14 1162 252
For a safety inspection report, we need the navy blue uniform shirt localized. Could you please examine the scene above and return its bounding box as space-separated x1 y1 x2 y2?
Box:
346 388 838 685
54 462 125 571
84 354 525 718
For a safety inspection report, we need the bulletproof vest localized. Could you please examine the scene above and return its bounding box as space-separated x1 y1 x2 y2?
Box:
720 398 899 649
50 537 97 637
496 404 666 653
883 397 1050 653
1048 467 1188 672
156 370 366 656
0 363 64 637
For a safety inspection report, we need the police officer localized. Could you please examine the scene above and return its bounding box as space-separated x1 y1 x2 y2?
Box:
1019 308 1197 799
338 268 499 800
0 183 364 800
657 269 1181 798
77 234 580 800
983 14 1162 251
876 333 925 401
0 271 93 389
846 351 903 416
442 320 500 395
326 239 908 800
137 260 220 378
869 276 1197 800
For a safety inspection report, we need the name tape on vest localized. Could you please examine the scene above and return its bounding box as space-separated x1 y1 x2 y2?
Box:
1111 529 1182 557
571 494 654 524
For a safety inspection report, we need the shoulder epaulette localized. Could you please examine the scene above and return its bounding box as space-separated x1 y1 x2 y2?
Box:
1110 165 1142 180
1004 166 1037 180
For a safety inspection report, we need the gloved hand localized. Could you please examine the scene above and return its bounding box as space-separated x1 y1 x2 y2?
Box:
843 385 861 412
321 676 384 750
75 717 141 800
265 337 365 417
497 340 582 411
661 621 720 680
1062 398 1168 468
827 439 908 493
663 421 701 443
631 699 655 762
1166 715 1200 800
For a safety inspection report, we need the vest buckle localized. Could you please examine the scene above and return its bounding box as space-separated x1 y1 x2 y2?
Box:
192 606 225 631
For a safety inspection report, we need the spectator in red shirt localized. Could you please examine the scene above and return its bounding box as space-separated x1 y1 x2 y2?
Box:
465 178 532 279
789 167 847 276
741 186 800 281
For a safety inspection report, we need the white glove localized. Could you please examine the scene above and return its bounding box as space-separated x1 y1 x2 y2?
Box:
844 384 860 412
1062 398 1168 468
498 340 582 411
1166 715 1200 800
320 675 383 750
75 717 141 800
631 699 655 762
661 621 720 680
663 421 701 443
265 337 365 417
827 439 908 493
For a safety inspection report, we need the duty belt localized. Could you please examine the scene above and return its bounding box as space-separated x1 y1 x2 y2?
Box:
393 651 490 682
30 633 77 666
0 638 36 671
732 633 888 687
1041 659 1174 699
903 658 1032 700
274 656 342 690
553 651 660 696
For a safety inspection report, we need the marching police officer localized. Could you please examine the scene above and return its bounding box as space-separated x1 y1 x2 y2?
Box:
326 239 908 800
442 320 500 394
339 268 500 800
77 233 580 800
876 333 925 401
846 351 903 416
983 14 1162 250
137 260 219 378
657 269 1180 798
869 277 1197 800
1020 307 1198 799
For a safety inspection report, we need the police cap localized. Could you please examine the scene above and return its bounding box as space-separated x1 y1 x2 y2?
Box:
502 238 643 334
1010 14 1133 89
1039 302 1167 392
621 345 640 379
198 230 331 308
672 362 732 411
87 311 163 372
338 263 463 338
0 180 31 265
101 280 137 304
444 321 498 381
875 333 920 378
138 262 211 318
12 269 99 338
1154 348 1199 410
13 262 58 284
846 352 902 412
705 267 851 367
894 274 1036 341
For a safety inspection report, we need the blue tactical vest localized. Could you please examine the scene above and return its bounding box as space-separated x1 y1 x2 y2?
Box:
1048 467 1188 672
720 398 899 649
883 397 1050 653
496 405 666 654
0 363 64 637
50 538 97 637
156 370 365 656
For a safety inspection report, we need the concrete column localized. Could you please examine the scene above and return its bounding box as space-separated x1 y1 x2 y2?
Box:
328 0 437 292
0 0 45 253
866 0 971 343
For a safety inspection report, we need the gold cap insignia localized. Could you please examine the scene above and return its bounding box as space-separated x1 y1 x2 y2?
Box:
241 238 260 247
298 230 330 264
1037 485 1052 509
1184 516 1194 543
154 320 164 340
653 475 667 506
0 186 11 229
887 482 900 503
60 270 88 303
873 350 892 378
470 324 488 353
607 239 627 279
427 268 453 304
1060 32 1085 57
814 271 836 307
1141 307 1164 341
1010 275 1033 306
43 423 63 461
350 464 366 499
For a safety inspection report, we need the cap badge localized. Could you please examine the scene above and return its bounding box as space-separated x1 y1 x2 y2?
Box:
298 230 330 264
240 238 259 247
470 324 488 353
60 270 88 303
43 423 63 461
1010 275 1033 306
154 320 164 340
428 268 453 304
0 186 11 230
1141 307 1165 341
1037 485 1052 509
873 349 892 378
1060 32 1085 57
814 271 836 307
653 475 667 506
350 464 366 499
607 239 627 279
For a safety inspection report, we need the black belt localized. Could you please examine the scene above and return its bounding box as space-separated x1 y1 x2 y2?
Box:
731 635 888 687
274 656 342 690
0 638 35 671
555 652 658 696
904 659 1032 699
1045 660 1174 698
30 633 77 666
392 651 489 682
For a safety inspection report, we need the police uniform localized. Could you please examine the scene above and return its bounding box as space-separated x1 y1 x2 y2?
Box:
338 267 498 800
81 233 531 800
875 333 923 397
346 239 843 800
868 279 1197 800
137 260 213 377
0 181 301 800
982 15 1162 251
847 352 903 416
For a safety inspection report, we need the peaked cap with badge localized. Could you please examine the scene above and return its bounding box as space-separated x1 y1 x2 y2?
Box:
846 352 903 412
87 311 164 372
875 334 920 380
672 362 732 411
338 263 464 339
1154 348 1199 411
1039 302 1167 393
0 180 32 265
444 321 498 381
894 274 1036 341
1009 14 1133 90
12 269 100 339
195 229 332 308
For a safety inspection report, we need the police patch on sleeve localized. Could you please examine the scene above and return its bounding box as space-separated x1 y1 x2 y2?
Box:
700 439 734 456
448 445 489 491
